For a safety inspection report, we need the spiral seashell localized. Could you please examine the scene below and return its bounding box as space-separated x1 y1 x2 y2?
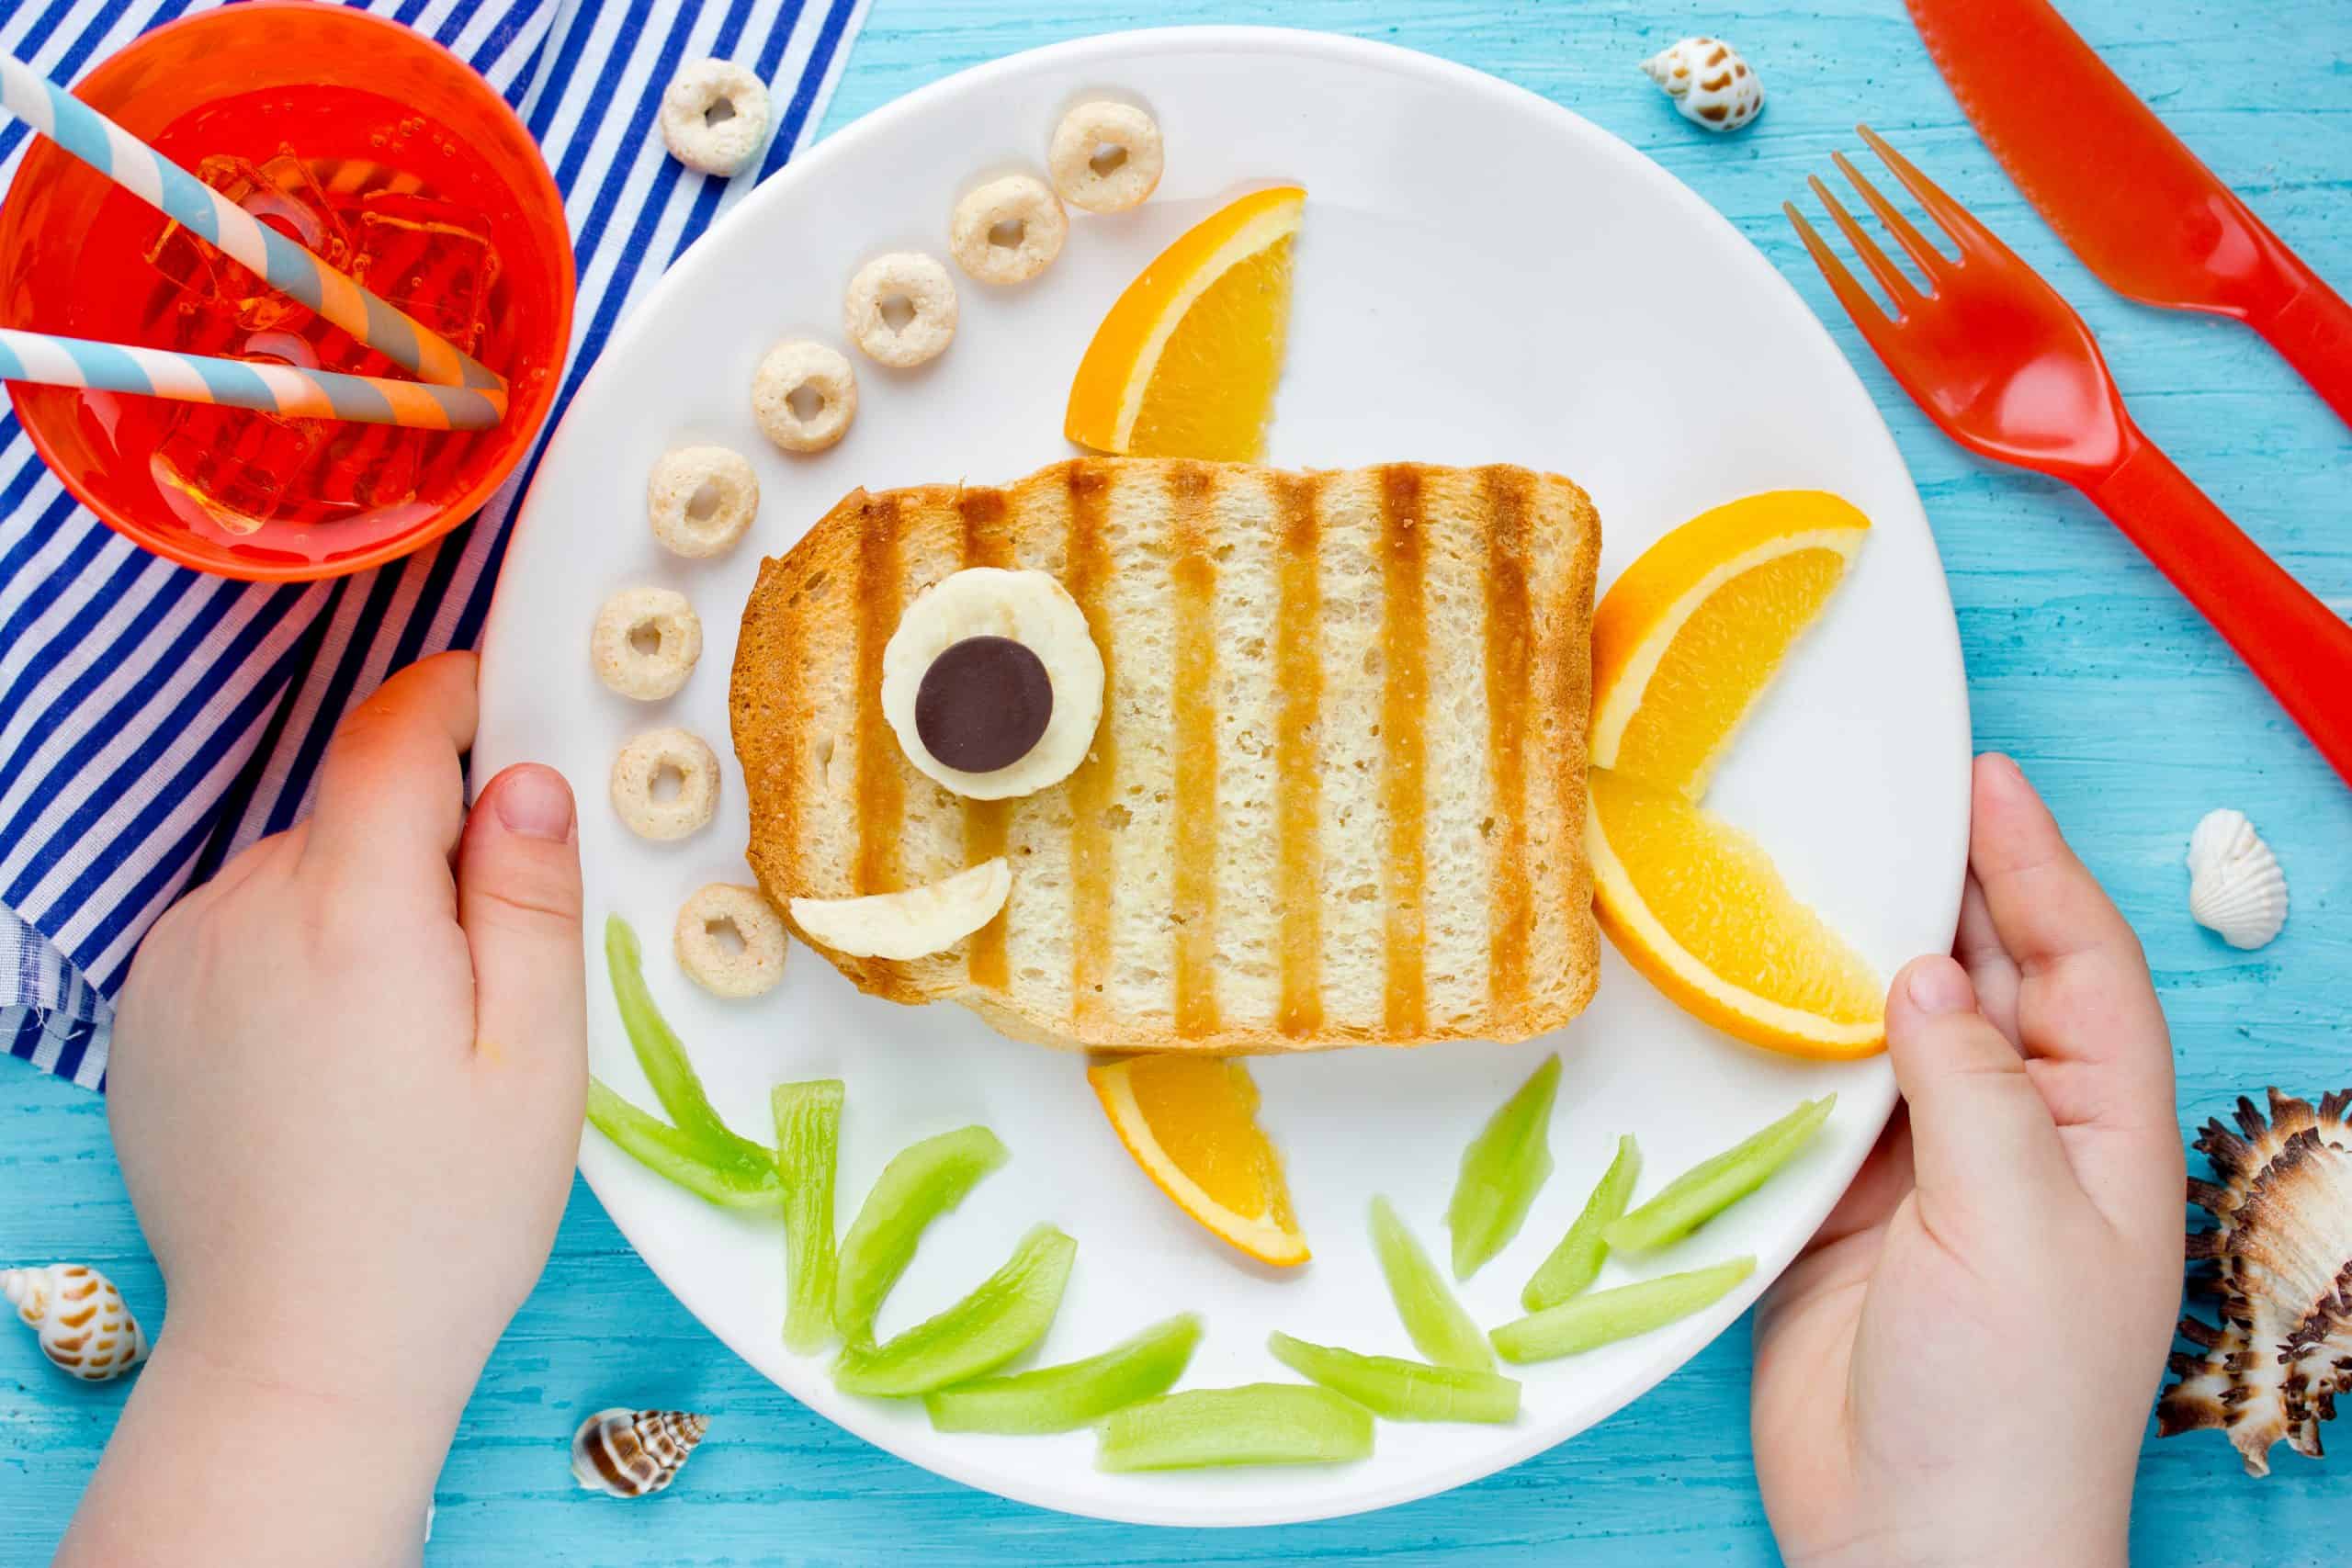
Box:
2159 1089 2352 1474
1640 37 1764 132
2187 807 2289 950
2 1263 148 1381
571 1407 708 1497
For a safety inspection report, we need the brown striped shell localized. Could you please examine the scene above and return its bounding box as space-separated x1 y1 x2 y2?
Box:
2158 1089 2352 1474
570 1407 709 1497
2 1263 147 1382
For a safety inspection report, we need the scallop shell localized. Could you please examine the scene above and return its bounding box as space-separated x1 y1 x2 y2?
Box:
1639 37 1764 132
570 1407 708 1497
2158 1089 2352 1474
2 1263 148 1381
2188 807 2289 950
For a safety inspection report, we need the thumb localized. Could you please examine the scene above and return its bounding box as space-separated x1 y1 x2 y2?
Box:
1885 955 2075 1221
456 763 586 1080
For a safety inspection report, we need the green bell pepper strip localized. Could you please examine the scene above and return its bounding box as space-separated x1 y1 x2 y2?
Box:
584 1077 783 1210
923 1313 1202 1434
831 1224 1077 1396
775 1080 845 1355
1096 1384 1375 1472
604 915 774 1179
1266 1332 1521 1424
1521 1134 1641 1310
1368 1195 1493 1372
1446 1054 1561 1280
1489 1257 1755 1364
835 1125 1010 1342
1603 1096 1835 1256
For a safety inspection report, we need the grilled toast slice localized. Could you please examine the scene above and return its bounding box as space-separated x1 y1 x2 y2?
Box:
730 457 1600 1053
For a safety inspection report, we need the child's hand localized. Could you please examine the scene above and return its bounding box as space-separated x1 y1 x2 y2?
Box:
1752 755 2183 1568
60 652 585 1568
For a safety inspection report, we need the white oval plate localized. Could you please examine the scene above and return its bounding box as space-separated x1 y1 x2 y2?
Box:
475 26 1969 1529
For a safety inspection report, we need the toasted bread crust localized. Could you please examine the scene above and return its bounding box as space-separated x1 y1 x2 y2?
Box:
730 458 1600 1053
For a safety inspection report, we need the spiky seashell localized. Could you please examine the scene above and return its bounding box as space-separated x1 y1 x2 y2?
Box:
570 1407 708 1497
2 1263 147 1381
1640 37 1764 132
2188 808 2288 950
2159 1089 2352 1475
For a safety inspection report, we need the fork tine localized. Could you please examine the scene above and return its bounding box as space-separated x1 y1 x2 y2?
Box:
1806 174 1920 310
1781 201 1896 339
1829 151 1946 280
1855 124 2003 259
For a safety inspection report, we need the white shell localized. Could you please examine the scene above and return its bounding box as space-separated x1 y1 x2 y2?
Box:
3 1263 148 1381
1640 37 1764 132
2188 808 2288 950
571 1407 708 1497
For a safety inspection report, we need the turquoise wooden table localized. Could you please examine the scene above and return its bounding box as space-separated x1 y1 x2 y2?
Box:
6 1 2349 1562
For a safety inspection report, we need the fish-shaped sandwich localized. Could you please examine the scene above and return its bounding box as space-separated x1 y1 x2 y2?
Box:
729 457 1600 1053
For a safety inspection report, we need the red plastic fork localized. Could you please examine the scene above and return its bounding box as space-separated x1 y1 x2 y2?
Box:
1787 125 2352 786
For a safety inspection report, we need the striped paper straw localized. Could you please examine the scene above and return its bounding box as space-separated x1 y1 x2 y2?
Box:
0 51 505 400
0 328 507 429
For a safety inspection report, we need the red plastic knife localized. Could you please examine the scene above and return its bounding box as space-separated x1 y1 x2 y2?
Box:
1906 0 2352 428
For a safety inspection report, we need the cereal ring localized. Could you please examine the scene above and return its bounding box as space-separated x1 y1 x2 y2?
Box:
610 727 720 840
842 253 959 368
752 339 858 453
659 60 771 176
1048 102 1164 214
949 174 1068 285
647 446 759 558
592 586 703 701
674 884 788 998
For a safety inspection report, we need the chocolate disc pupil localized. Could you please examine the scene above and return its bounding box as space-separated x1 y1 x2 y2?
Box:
914 636 1054 774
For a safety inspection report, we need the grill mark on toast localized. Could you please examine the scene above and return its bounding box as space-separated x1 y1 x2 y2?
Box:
1378 466 1430 1038
855 495 905 895
1272 473 1324 1037
956 488 1013 993
956 488 1010 561
1169 464 1219 1038
1063 463 1117 1036
771 558 803 910
1483 468 1534 1021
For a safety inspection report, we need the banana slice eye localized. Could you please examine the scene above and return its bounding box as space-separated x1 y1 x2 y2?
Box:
882 568 1103 800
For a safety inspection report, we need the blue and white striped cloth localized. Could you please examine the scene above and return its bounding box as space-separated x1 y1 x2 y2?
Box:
0 0 871 1090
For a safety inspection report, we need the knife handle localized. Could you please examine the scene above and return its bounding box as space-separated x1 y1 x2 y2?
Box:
2086 432 2352 787
2254 274 2352 432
